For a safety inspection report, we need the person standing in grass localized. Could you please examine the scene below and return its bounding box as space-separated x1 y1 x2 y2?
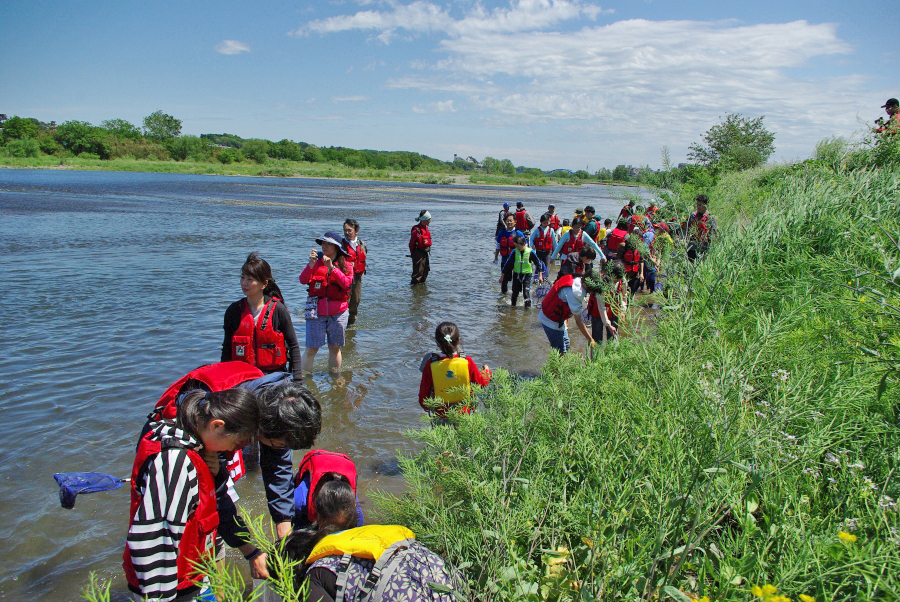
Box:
418 322 491 416
500 235 544 307
341 219 367 326
875 98 899 134
539 271 593 353
409 210 432 285
686 194 717 261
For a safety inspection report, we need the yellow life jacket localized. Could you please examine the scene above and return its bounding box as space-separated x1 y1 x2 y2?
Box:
430 356 471 404
306 525 415 564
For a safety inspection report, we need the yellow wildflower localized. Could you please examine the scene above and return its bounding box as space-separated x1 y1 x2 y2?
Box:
838 531 857 543
763 585 778 596
752 586 764 597
698 597 710 602
799 595 815 602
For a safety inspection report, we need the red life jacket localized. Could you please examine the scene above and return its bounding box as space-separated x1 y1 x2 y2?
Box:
123 433 218 595
691 212 711 242
515 209 528 231
548 214 561 230
619 206 632 218
307 263 352 303
587 291 603 319
343 240 367 276
498 230 516 257
607 228 628 254
149 362 261 482
541 274 575 326
623 248 642 272
410 224 432 249
295 450 358 523
630 214 645 231
229 298 288 372
561 231 585 255
533 227 553 252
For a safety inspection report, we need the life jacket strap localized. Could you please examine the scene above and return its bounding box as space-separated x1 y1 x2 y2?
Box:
355 539 416 602
335 552 353 600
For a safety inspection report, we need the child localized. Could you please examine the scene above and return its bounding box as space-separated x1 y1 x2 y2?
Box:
585 262 626 345
418 322 491 416
124 388 261 602
493 214 524 294
529 213 556 280
292 449 364 529
559 218 572 238
283 483 461 601
500 235 544 307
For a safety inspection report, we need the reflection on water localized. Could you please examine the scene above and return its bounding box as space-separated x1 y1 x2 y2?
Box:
0 170 652 600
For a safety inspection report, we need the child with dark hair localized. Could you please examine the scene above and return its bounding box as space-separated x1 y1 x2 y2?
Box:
418 322 491 416
223 252 302 380
585 262 627 345
500 235 544 307
125 388 261 601
292 450 364 530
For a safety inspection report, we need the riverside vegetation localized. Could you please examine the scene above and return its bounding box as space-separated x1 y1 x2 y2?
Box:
81 129 900 600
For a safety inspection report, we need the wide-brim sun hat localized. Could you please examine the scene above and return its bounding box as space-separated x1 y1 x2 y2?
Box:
315 231 350 257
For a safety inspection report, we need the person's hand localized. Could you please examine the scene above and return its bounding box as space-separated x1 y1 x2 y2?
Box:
275 521 293 540
322 254 334 269
498 276 503 284
493 257 498 264
201 449 220 477
308 249 318 267
609 326 618 337
424 246 431 252
538 274 544 283
249 552 269 579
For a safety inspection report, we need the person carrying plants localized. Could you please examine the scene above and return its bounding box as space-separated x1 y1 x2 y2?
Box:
686 194 717 261
622 229 646 296
605 217 630 260
539 270 594 354
409 210 432 285
585 262 626 346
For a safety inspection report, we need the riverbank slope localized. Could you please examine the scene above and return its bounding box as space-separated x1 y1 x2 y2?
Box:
377 158 900 600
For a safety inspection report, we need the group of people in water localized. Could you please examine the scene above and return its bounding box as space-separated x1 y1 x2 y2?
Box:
490 195 716 353
122 194 717 601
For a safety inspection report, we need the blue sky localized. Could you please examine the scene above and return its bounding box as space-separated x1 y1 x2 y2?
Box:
2 0 897 170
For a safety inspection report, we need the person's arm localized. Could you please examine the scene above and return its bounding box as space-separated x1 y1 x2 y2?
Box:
273 302 302 381
259 441 295 538
494 231 503 261
222 302 240 362
467 356 491 386
501 255 515 278
550 231 569 259
214 466 270 578
573 313 594 345
528 229 539 248
529 251 544 280
299 260 318 285
127 449 199 602
582 233 606 262
328 262 353 290
418 359 435 410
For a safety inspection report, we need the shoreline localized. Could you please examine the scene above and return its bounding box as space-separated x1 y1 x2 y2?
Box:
0 158 643 189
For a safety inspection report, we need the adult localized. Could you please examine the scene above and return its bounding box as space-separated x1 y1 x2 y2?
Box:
622 229 645 296
619 200 635 219
341 219 367 327
529 213 557 280
409 210 432 285
539 271 594 353
605 218 630 260
223 252 302 381
514 201 535 235
546 204 561 231
582 205 600 241
495 202 513 235
299 232 354 373
876 98 900 134
494 214 524 295
686 194 717 262
551 217 605 263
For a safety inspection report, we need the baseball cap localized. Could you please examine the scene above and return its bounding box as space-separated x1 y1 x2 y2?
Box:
883 98 899 108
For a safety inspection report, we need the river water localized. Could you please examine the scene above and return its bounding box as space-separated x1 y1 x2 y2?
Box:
0 169 650 600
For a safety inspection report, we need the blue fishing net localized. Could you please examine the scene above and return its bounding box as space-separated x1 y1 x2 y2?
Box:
533 283 551 300
53 472 125 509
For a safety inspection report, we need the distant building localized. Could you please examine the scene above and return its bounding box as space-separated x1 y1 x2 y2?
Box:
453 154 480 168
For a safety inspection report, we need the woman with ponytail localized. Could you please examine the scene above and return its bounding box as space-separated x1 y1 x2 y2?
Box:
223 252 302 380
124 388 262 601
417 322 491 416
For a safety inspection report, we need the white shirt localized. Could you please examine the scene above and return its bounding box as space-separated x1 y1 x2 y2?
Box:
538 279 585 331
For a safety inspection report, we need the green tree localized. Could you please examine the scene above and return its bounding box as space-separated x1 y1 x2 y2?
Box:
481 156 499 174
241 139 270 164
1 116 41 142
574 169 590 179
142 110 182 142
55 120 110 157
612 165 631 181
499 158 515 176
100 118 142 140
169 135 214 161
596 167 612 180
688 113 775 170
4 138 41 157
270 139 303 161
302 145 324 163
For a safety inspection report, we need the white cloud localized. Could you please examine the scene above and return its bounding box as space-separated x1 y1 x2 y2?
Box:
332 95 370 102
214 40 251 55
291 0 611 40
412 100 457 113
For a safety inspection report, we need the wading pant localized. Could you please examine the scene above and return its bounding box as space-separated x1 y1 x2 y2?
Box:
627 272 643 296
510 273 533 306
348 274 362 325
535 250 550 279
411 249 430 284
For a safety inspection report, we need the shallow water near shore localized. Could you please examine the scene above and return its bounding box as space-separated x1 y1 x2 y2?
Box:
0 169 650 600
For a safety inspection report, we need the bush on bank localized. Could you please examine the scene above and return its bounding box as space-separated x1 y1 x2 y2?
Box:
376 141 900 600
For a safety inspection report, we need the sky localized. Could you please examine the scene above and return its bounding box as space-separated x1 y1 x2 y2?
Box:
1 0 897 170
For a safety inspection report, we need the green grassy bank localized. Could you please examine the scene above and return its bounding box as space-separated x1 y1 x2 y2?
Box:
374 154 900 600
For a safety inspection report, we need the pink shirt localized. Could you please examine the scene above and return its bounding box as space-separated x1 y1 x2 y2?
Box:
299 259 353 316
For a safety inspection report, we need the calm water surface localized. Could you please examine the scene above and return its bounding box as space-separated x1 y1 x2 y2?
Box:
0 169 649 600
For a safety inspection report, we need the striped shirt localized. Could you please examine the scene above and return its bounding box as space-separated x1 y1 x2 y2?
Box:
127 423 203 602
